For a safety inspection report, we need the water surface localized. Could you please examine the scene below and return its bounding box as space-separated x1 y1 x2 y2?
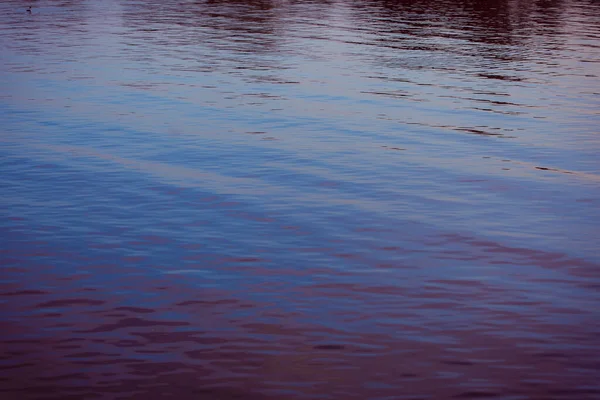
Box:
1 0 599 399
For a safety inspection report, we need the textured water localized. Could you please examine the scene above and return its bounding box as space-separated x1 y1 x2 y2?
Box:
1 0 599 399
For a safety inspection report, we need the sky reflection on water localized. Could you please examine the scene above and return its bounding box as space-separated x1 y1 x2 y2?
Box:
1 0 599 399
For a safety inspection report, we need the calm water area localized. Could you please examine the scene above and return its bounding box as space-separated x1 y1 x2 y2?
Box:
1 0 599 399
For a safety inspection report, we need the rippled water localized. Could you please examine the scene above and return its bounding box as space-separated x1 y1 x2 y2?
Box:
1 0 599 398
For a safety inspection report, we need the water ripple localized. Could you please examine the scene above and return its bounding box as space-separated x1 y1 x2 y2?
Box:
1 0 599 398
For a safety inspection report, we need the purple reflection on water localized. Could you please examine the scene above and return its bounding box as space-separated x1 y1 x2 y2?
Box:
1 0 599 399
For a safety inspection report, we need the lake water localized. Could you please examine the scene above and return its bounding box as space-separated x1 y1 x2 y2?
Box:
1 0 599 399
